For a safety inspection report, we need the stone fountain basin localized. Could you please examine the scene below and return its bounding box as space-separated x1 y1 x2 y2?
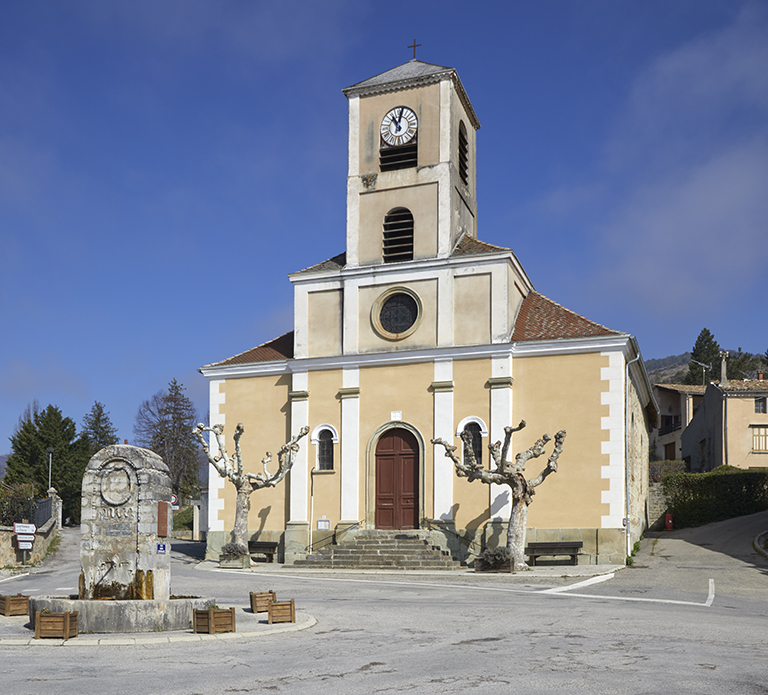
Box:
29 596 215 633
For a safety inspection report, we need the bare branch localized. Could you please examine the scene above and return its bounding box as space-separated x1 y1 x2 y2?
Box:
193 423 229 479
500 420 526 468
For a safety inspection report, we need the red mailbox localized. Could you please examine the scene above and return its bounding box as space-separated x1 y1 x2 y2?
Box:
665 513 673 531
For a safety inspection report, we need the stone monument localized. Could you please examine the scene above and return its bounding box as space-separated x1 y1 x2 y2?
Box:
31 444 214 634
79 445 173 601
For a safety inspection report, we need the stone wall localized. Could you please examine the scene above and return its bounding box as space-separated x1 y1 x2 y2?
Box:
647 481 669 531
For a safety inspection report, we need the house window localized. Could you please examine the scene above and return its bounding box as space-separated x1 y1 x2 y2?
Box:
463 422 483 466
383 208 414 263
458 121 469 185
318 430 334 470
753 427 768 453
755 398 767 414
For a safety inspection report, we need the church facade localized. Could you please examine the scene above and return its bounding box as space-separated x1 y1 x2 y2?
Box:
200 61 656 565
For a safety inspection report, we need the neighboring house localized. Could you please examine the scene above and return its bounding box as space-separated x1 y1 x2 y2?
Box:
681 378 768 471
651 384 705 461
200 59 657 566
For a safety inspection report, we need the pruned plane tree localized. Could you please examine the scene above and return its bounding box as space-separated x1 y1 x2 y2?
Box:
193 423 309 558
432 420 566 571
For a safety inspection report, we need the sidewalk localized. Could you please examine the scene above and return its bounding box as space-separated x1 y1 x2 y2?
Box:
0 608 316 646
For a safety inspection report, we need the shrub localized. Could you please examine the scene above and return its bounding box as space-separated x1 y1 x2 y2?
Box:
480 546 510 567
662 466 768 528
0 482 35 526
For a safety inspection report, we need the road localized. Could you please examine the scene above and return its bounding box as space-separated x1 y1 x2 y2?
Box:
1 511 766 694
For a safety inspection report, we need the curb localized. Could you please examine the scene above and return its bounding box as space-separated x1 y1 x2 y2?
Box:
0 613 316 647
753 531 768 560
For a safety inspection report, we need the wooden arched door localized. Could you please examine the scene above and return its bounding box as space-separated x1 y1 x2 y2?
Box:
375 428 419 529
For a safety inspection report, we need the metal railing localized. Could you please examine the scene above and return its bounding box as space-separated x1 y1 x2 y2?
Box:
306 520 364 554
422 518 484 559
35 496 53 528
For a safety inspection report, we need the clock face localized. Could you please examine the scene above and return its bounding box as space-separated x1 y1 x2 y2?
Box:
380 106 418 147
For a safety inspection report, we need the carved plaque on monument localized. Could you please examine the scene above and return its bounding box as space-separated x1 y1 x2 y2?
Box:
80 445 173 600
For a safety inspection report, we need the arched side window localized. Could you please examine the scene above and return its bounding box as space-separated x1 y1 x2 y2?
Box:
311 424 339 471
456 416 488 467
383 207 414 263
458 121 469 185
463 422 483 467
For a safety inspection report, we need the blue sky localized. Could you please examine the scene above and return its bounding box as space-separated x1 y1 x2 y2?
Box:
1 1 767 451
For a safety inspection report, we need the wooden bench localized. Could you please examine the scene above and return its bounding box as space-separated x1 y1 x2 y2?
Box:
248 541 278 563
525 541 583 566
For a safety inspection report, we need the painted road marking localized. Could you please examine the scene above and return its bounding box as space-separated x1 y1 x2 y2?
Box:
542 574 615 593
220 570 715 608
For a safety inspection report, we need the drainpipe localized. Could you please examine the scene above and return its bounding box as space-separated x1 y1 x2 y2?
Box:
625 350 641 560
719 351 729 468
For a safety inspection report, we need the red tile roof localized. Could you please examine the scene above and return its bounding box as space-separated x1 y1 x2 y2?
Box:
511 291 622 342
718 379 768 393
204 332 294 367
653 384 707 394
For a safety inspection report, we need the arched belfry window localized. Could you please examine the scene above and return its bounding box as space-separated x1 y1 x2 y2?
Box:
458 121 469 185
383 207 414 263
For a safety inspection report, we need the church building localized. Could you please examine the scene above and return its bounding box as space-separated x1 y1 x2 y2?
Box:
200 60 657 566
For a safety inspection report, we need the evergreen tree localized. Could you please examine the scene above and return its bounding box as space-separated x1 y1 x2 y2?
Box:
682 328 721 385
4 404 90 523
81 401 119 454
133 379 200 497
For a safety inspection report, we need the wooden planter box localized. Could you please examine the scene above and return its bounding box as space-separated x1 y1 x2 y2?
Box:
249 590 276 613
34 611 79 639
193 607 236 634
268 599 295 624
0 594 29 616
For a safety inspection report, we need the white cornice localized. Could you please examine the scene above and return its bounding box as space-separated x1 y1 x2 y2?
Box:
343 70 480 130
199 335 633 380
289 250 534 292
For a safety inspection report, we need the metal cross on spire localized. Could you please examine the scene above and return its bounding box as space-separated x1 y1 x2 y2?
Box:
408 40 421 60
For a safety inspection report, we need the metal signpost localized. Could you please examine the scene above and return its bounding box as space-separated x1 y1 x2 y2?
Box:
14 522 36 565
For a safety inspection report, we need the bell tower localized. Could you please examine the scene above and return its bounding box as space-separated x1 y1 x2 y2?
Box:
342 60 480 268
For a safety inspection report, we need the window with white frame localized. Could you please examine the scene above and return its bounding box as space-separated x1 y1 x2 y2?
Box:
456 416 488 467
752 426 768 452
310 425 338 471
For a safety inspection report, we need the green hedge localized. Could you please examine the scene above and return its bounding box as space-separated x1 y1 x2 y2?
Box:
662 466 768 528
649 460 687 483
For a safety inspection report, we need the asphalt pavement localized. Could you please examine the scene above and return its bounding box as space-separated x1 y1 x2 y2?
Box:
1 513 766 694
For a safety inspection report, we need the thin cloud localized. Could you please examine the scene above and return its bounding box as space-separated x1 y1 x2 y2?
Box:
580 6 768 315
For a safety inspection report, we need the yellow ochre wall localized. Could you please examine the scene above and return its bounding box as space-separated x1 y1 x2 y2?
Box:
511 352 610 530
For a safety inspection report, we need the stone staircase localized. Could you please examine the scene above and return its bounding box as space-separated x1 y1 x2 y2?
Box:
293 530 463 570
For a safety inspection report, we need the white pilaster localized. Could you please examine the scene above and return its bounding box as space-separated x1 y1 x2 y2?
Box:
293 284 309 359
432 359 454 520
489 354 513 519
289 371 310 522
207 380 226 533
436 268 454 348
342 278 360 354
600 351 625 528
346 95 360 267
340 367 360 521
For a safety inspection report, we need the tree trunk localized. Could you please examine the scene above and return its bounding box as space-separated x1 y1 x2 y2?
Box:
231 483 252 553
507 496 529 571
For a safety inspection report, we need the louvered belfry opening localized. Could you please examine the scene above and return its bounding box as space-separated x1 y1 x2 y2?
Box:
380 142 418 171
383 208 414 263
458 121 469 185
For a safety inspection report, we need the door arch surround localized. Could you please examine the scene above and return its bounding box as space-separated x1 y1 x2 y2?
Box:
365 422 425 530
